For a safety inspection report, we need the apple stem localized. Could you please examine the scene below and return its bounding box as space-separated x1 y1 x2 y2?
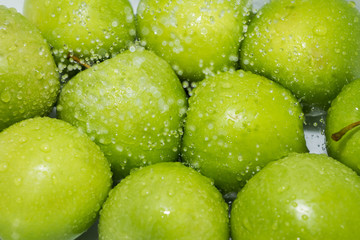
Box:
331 121 360 141
67 53 91 69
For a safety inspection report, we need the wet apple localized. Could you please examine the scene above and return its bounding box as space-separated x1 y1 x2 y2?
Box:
0 117 112 240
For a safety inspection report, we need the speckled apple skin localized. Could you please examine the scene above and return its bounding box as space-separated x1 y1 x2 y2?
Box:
231 153 360 240
0 6 59 131
99 162 229 240
240 0 360 110
57 49 187 182
181 70 307 194
23 0 136 77
326 78 360 174
0 117 112 240
136 0 252 82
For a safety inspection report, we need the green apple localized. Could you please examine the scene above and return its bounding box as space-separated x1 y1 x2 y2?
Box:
0 6 59 131
231 153 360 239
240 0 360 110
136 0 252 82
57 48 187 182
23 0 136 80
0 117 112 240
326 78 360 174
181 70 307 194
98 162 229 240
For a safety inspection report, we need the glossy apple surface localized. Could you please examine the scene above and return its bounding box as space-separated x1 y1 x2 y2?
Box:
0 6 59 131
57 48 187 182
326 78 360 174
231 153 360 239
240 0 360 110
136 0 251 82
0 117 112 240
181 70 307 194
23 0 136 79
99 162 229 240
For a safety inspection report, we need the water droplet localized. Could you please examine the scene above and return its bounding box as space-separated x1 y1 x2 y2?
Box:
14 177 22 186
163 210 171 216
141 189 149 196
59 13 68 24
272 221 278 230
349 1 356 8
40 143 51 153
112 20 118 27
242 218 252 231
277 186 287 193
35 71 45 80
301 214 309 221
19 136 28 143
0 162 8 172
7 55 14 64
1 91 11 103
116 145 124 152
8 45 17 51
313 25 327 36
222 82 232 89
11 231 20 240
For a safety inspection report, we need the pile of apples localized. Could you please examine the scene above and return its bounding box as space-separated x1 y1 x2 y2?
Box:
1 0 360 239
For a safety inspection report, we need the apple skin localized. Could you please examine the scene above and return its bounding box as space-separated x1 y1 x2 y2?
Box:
326 78 360 174
57 48 187 182
0 117 112 240
98 162 229 240
0 6 59 131
136 0 252 82
181 70 307 194
231 153 360 240
240 0 360 110
23 0 136 79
